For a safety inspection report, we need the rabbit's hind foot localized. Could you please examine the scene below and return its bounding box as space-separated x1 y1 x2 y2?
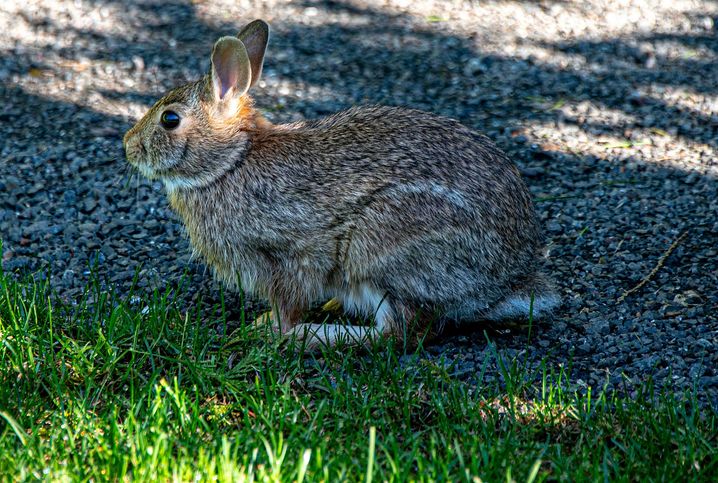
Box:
288 294 398 351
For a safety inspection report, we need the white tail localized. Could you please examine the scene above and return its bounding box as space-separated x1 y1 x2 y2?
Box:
485 292 561 321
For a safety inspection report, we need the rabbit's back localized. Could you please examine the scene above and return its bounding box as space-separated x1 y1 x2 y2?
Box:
250 106 537 230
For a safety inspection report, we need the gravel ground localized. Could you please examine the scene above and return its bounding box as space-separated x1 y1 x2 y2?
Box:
1 0 716 405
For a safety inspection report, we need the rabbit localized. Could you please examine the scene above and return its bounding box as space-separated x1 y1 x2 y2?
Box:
123 19 560 350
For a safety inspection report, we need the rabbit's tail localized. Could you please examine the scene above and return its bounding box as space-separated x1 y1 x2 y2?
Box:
485 271 560 321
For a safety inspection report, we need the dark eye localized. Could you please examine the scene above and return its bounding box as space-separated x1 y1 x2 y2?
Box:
160 110 180 130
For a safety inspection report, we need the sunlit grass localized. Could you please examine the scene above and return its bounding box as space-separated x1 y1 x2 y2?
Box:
0 264 716 481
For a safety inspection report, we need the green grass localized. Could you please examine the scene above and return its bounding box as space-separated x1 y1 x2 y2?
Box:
0 268 716 482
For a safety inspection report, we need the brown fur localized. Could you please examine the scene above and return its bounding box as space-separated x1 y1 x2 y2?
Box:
123 21 559 350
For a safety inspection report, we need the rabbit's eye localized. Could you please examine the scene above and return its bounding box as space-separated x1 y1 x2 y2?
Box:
160 110 180 130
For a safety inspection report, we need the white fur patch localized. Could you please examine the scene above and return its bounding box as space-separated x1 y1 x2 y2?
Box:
162 176 205 193
339 284 393 331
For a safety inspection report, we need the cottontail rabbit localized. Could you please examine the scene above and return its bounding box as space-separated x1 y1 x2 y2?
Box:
124 20 559 349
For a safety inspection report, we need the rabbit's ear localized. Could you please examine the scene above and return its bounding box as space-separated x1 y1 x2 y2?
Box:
210 36 251 102
237 19 269 87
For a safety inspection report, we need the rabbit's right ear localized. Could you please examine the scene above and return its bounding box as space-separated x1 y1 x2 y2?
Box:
210 36 252 104
237 20 269 88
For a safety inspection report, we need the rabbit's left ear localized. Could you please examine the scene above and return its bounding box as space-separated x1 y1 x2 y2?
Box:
237 19 269 88
210 36 252 102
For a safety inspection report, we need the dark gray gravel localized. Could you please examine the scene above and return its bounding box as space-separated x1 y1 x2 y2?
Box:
1 0 716 405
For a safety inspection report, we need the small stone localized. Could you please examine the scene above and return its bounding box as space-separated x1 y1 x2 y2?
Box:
62 269 75 285
463 57 487 76
132 56 145 71
695 339 713 350
576 342 592 355
64 190 77 205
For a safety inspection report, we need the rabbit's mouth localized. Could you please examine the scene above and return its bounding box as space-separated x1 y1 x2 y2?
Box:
124 138 160 180
128 158 191 190
125 151 158 180
125 153 155 178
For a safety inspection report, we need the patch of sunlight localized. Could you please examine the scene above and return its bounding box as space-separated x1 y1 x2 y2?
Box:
523 116 717 176
634 85 718 115
2 0 142 47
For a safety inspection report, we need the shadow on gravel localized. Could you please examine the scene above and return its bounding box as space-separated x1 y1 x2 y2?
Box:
1 0 716 400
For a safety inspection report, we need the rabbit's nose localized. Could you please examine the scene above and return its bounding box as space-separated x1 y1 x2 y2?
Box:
123 134 142 161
